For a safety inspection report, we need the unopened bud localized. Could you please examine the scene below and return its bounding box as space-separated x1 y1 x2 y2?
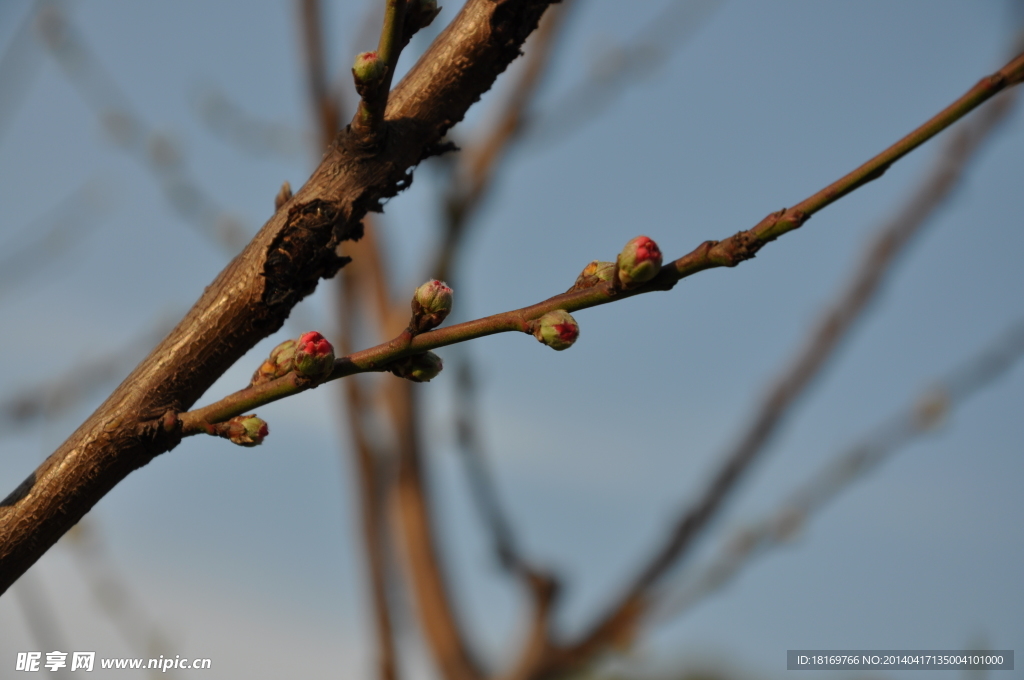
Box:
251 338 297 385
294 331 335 381
408 0 441 30
569 260 615 292
222 414 269 447
532 310 579 351
352 51 387 95
389 351 443 382
411 279 453 332
616 236 663 288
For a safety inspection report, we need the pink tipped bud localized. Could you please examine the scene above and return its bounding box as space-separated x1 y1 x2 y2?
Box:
411 279 453 332
389 351 443 382
352 51 387 89
222 414 269 447
617 236 663 288
251 338 297 385
294 331 335 381
532 310 579 351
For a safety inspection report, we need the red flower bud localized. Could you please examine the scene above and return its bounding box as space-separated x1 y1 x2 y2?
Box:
294 331 335 381
617 235 663 288
533 310 579 351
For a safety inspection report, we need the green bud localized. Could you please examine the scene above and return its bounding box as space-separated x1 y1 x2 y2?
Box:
251 338 296 385
389 351 443 382
223 414 269 447
352 51 387 89
411 279 453 332
569 260 615 292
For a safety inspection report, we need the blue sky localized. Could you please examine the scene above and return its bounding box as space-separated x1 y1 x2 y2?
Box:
1 2 1022 678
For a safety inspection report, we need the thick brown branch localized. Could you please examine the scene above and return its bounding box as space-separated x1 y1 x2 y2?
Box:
0 0 559 595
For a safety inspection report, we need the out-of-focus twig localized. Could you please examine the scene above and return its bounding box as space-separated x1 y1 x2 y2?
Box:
0 0 48 150
193 85 308 159
524 0 721 148
434 1 573 283
0 179 107 300
33 3 247 251
300 0 340 148
1 315 177 433
298 4 402 680
654 318 1024 621
62 519 173 680
12 571 68 655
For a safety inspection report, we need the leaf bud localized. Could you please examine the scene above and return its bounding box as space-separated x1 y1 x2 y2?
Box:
251 338 296 385
223 414 269 447
352 51 387 96
569 260 615 292
389 351 443 382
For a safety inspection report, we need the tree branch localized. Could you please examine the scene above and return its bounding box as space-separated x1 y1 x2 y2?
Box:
171 48 1024 438
0 0 561 595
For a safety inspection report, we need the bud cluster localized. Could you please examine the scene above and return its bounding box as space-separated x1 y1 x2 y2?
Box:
251 331 335 386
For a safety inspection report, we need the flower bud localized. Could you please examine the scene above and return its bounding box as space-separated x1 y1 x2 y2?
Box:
411 279 453 332
294 331 335 381
251 338 296 385
352 51 387 94
616 236 663 288
408 0 441 30
569 260 615 292
532 310 579 351
389 351 443 382
223 414 269 447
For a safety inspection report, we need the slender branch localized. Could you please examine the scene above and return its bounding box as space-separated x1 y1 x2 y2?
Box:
540 61 1024 678
177 46 1024 434
352 0 411 140
0 0 560 595
654 319 1024 621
